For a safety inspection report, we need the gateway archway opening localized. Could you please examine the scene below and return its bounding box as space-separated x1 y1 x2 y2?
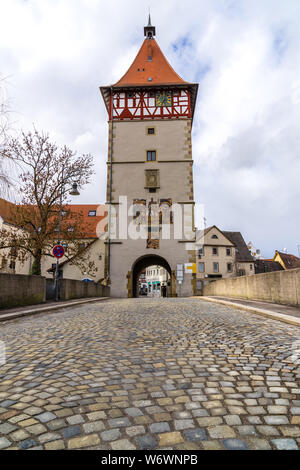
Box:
132 255 172 298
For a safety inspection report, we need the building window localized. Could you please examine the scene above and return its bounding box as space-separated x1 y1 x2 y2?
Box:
227 263 233 272
147 150 156 161
67 226 74 232
147 127 155 135
198 247 204 258
88 210 96 217
250 264 253 270
212 247 218 256
213 262 219 273
226 248 231 256
211 234 218 239
199 262 205 273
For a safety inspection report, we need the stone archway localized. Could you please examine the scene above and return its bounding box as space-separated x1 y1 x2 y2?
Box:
131 254 173 298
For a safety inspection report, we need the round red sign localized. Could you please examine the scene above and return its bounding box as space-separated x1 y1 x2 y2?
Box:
52 244 65 258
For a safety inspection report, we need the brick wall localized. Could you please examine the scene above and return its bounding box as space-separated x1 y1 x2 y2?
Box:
203 268 300 307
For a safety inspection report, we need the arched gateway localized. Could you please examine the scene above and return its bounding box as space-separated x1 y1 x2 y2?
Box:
131 254 172 298
100 17 198 298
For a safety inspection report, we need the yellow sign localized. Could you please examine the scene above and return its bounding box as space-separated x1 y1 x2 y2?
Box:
185 263 196 274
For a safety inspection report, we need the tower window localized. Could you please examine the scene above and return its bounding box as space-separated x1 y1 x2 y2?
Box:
147 150 156 161
147 127 155 135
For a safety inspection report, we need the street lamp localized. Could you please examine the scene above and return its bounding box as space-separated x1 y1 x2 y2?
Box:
54 176 80 301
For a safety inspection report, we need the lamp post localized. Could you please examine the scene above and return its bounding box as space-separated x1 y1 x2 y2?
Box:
54 177 80 301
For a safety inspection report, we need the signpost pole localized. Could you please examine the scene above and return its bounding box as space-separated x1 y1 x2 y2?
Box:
55 169 64 302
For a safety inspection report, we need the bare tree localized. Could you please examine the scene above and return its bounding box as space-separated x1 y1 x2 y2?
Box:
0 129 95 275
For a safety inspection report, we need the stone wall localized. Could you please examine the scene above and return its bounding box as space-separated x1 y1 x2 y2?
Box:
59 279 110 301
0 273 46 309
203 268 300 307
0 274 110 309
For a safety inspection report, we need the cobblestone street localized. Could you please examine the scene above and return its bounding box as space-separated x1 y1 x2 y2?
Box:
0 298 299 451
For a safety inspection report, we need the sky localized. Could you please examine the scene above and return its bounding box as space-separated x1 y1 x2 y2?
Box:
1 0 300 258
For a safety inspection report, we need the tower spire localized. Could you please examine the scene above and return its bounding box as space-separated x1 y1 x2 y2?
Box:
144 13 156 38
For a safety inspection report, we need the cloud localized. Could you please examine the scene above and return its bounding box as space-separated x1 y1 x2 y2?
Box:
1 0 300 257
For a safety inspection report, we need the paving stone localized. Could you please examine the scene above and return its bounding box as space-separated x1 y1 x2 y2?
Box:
83 420 105 433
208 425 236 439
35 412 57 423
224 415 242 426
66 414 85 425
68 434 100 449
158 432 184 446
18 438 37 450
236 425 257 436
247 437 272 450
0 423 17 434
126 425 146 437
38 432 61 443
202 441 223 450
9 429 30 441
149 422 170 433
0 437 12 449
125 407 143 417
271 438 299 450
62 426 81 439
183 428 207 442
136 434 158 450
108 417 131 428
44 440 65 450
223 439 248 450
257 425 280 436
111 439 137 450
264 416 289 425
100 429 121 441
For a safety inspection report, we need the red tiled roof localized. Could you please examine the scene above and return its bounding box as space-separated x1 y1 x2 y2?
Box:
63 204 106 239
0 198 106 239
276 251 300 270
0 198 16 225
113 38 189 87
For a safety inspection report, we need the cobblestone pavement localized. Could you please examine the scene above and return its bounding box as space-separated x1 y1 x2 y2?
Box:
0 298 299 451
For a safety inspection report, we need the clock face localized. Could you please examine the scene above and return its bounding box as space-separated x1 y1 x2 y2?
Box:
155 91 172 107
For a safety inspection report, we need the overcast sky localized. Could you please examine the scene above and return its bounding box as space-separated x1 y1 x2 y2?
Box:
1 0 300 258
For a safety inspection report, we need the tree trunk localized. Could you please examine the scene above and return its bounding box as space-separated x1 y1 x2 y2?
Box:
31 249 42 275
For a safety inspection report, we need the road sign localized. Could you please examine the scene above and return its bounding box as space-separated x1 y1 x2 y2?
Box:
52 244 65 258
185 263 196 274
176 264 184 280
